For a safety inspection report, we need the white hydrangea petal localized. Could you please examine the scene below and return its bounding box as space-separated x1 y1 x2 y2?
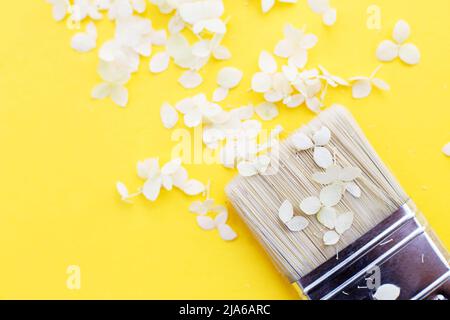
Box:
197 216 216 230
286 216 309 232
212 87 229 102
317 207 337 229
160 102 178 129
278 200 294 223
292 132 314 150
376 40 399 62
111 85 128 107
261 0 275 13
251 72 272 93
393 20 410 44
116 181 129 199
312 166 339 185
161 158 182 176
255 102 279 121
142 177 162 201
189 201 207 215
345 182 362 198
289 50 308 69
178 70 203 89
372 78 390 91
307 0 330 14
313 127 331 146
172 167 188 188
214 211 229 226
443 142 450 156
150 29 167 46
217 224 237 241
352 79 372 99
285 94 305 108
217 67 243 89
182 179 205 196
92 83 111 99
150 52 170 73
162 175 173 190
306 97 322 113
213 45 232 60
168 15 185 34
320 183 343 207
314 147 333 169
237 161 258 177
335 211 354 234
259 51 277 74
132 0 147 13
322 8 337 26
340 166 362 181
323 230 340 246
137 158 159 180
300 197 321 216
373 284 401 301
71 26 97 52
274 39 294 58
399 43 421 65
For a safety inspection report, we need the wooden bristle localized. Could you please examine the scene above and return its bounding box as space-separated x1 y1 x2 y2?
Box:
226 105 409 282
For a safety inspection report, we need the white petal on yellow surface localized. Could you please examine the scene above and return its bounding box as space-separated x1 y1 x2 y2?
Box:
320 183 343 207
110 85 129 107
71 23 97 53
286 216 309 232
255 102 279 121
278 200 294 223
292 132 314 150
142 177 162 201
217 224 237 241
160 102 178 129
314 147 333 169
261 0 275 13
197 216 216 230
212 87 229 102
178 70 203 89
92 83 112 99
317 207 337 229
322 8 337 26
172 167 189 188
313 127 331 146
335 211 354 234
399 43 421 65
259 50 277 73
307 0 330 14
373 284 401 300
352 79 372 99
161 158 182 176
116 181 129 199
182 179 205 196
189 200 207 215
323 230 340 246
150 52 170 73
214 211 229 226
443 142 450 156
251 72 272 93
393 20 410 44
376 40 399 62
217 67 243 89
372 78 390 91
300 196 321 215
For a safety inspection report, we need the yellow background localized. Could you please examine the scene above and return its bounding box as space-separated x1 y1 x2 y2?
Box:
0 0 449 299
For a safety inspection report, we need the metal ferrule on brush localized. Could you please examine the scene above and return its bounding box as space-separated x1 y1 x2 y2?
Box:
296 201 450 300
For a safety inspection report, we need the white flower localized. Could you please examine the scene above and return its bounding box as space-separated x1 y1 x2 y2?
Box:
160 102 179 129
237 155 271 177
175 94 225 128
47 0 70 21
318 65 349 87
373 284 401 300
278 200 309 232
178 0 226 34
350 66 390 99
274 24 318 69
138 158 205 201
71 0 105 22
71 22 97 53
307 0 337 26
443 142 450 157
192 201 237 241
91 60 131 107
288 66 323 112
312 164 362 199
107 0 146 21
376 20 420 65
291 126 333 169
261 0 297 14
212 67 243 102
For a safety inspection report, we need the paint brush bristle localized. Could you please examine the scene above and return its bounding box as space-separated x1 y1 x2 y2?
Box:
226 105 409 282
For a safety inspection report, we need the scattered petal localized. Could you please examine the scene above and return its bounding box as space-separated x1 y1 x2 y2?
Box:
393 20 410 44
317 207 337 229
217 67 243 89
335 211 354 234
443 143 450 156
345 182 362 198
313 127 331 146
314 147 333 169
255 102 279 121
182 179 205 195
278 200 294 223
376 40 399 62
286 216 309 232
300 197 321 215
398 43 421 65
150 52 170 73
320 183 343 207
179 70 203 89
197 216 216 230
352 79 372 99
252 72 273 93
259 51 277 74
322 8 337 26
323 230 340 245
292 133 314 150
372 78 390 91
160 102 179 129
116 181 129 200
217 224 237 241
373 284 401 300
212 87 229 102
